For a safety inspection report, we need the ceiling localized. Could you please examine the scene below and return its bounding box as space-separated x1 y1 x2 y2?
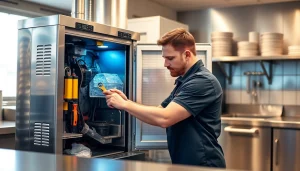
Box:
24 0 298 12
24 0 73 11
151 0 298 11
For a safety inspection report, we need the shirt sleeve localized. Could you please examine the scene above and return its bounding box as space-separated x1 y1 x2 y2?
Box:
172 74 220 117
161 94 172 108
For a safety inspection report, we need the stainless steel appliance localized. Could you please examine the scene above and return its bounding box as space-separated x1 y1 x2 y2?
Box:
16 14 139 157
273 128 300 171
219 104 283 171
15 14 212 159
219 123 271 171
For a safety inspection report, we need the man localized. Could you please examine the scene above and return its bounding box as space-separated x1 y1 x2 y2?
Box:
103 28 226 168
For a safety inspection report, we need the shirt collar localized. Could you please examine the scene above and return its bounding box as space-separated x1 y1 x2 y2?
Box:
174 60 204 85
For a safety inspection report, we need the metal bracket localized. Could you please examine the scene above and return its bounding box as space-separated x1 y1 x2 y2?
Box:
217 62 232 84
259 61 272 84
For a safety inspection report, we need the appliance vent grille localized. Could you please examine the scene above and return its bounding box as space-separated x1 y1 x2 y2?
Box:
33 122 50 146
36 44 52 76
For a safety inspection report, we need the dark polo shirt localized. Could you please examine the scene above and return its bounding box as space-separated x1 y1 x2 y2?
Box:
161 60 226 168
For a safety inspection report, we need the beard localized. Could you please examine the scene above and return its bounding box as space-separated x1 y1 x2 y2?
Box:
167 66 185 77
166 55 187 77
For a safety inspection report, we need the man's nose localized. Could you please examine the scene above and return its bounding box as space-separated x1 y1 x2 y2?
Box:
164 59 169 67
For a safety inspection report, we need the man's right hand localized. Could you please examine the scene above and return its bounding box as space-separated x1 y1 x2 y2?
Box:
107 89 128 101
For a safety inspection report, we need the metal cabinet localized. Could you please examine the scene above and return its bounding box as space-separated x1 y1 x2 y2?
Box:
273 129 300 171
0 134 15 149
133 44 212 150
218 124 271 171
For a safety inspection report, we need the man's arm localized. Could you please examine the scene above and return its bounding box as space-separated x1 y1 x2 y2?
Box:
104 89 191 128
123 100 191 128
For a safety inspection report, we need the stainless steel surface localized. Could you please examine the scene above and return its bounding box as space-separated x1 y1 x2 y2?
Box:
18 15 140 41
127 40 135 152
225 104 283 117
219 124 271 171
0 121 15 135
110 0 128 29
274 138 279 166
283 2 300 54
0 149 235 171
65 29 132 45
29 25 58 153
94 0 111 26
72 0 85 19
221 104 300 128
56 26 65 154
273 129 300 171
62 133 83 139
2 107 16 121
16 28 32 151
16 15 138 155
94 0 128 29
0 134 15 149
85 0 94 21
283 106 300 117
224 126 258 134
178 9 211 44
221 116 300 129
134 44 211 150
0 90 2 121
212 55 300 62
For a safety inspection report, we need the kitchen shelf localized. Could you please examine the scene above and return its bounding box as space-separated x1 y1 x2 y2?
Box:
212 55 300 62
214 56 275 84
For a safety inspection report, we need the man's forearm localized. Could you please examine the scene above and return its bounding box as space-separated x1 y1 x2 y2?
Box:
123 100 168 127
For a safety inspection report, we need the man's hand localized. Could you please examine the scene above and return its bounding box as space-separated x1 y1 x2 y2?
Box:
109 89 128 101
103 89 128 109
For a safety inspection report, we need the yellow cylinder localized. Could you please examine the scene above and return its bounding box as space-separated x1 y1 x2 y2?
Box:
72 76 78 100
63 102 68 115
64 76 73 101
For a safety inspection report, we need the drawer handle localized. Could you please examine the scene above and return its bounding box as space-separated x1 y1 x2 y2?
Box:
275 139 279 165
224 126 259 134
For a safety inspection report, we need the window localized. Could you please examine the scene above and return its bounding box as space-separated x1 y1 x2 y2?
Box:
0 12 27 99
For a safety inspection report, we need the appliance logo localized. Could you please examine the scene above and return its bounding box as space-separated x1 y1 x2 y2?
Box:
118 31 132 39
75 22 94 32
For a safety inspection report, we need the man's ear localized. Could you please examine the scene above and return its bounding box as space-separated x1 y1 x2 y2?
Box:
185 50 191 58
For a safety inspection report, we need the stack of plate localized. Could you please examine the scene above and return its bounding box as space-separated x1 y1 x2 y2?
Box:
237 41 258 57
288 46 300 56
211 32 233 57
260 32 283 56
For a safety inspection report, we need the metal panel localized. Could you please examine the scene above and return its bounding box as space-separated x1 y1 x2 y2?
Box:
256 3 283 34
18 15 140 41
273 129 300 171
282 3 300 54
55 26 65 154
178 9 211 43
134 44 211 149
16 28 32 151
218 124 271 171
29 25 58 153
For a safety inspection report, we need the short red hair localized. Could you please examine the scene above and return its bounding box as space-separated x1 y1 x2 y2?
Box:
157 28 196 56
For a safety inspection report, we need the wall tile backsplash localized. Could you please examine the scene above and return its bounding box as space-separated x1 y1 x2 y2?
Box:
222 60 300 105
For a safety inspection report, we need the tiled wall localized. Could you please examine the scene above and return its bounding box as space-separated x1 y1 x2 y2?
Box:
223 60 300 105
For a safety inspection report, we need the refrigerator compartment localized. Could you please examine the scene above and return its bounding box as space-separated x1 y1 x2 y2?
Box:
89 73 123 98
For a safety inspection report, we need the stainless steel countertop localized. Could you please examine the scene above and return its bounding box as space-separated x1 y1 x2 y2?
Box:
0 149 240 171
0 121 15 135
222 115 300 129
